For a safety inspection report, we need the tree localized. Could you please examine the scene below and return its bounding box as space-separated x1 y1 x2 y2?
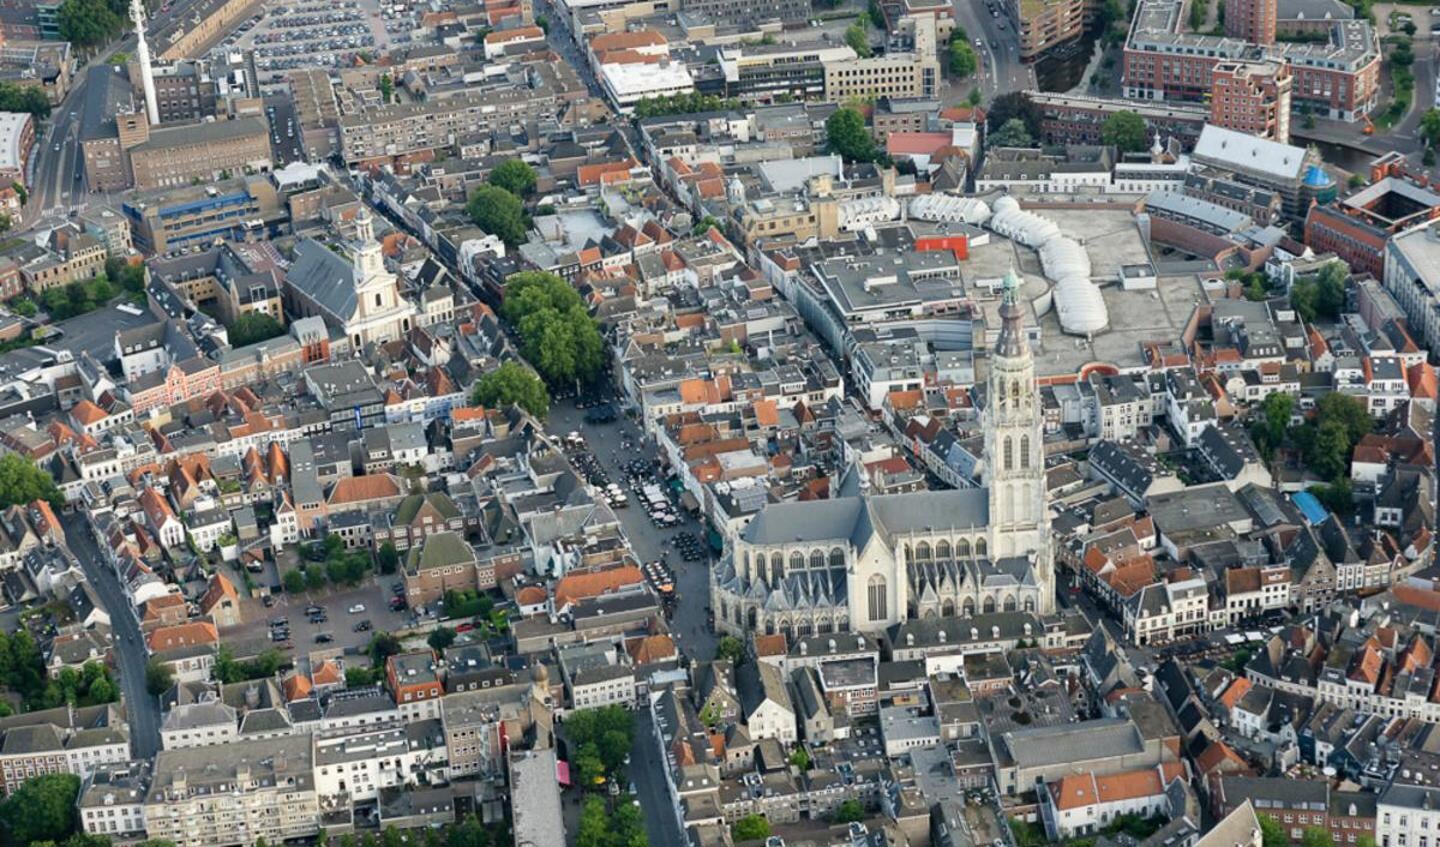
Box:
986 92 1042 139
145 659 174 696
0 773 81 844
368 632 403 668
0 83 51 118
564 705 636 780
1308 419 1352 480
304 566 327 591
573 741 606 788
1259 816 1288 847
228 313 285 347
692 215 723 236
732 815 772 842
844 22 873 57
345 666 379 688
715 635 745 664
282 569 306 594
56 0 123 47
1258 391 1295 446
1308 477 1354 516
825 107 877 163
499 271 604 387
948 39 977 77
1301 827 1335 847
377 541 399 575
1317 391 1371 446
1291 260 1347 322
1101 110 1149 153
488 160 537 197
1421 108 1440 148
0 453 61 507
988 118 1034 148
833 799 864 823
471 361 550 418
378 73 394 103
427 626 456 652
967 87 983 107
466 185 528 247
446 815 493 847
789 745 811 771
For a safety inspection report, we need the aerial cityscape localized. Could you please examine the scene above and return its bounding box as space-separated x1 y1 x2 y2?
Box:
0 0 1436 843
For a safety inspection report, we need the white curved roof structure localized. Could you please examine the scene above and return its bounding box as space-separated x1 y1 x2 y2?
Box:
907 194 992 226
837 196 900 231
986 196 1108 336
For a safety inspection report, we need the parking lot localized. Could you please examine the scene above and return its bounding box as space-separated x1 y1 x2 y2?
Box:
226 579 416 666
264 97 305 165
207 0 412 79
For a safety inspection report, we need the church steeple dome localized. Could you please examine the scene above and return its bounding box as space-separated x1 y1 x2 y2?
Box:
994 266 1028 359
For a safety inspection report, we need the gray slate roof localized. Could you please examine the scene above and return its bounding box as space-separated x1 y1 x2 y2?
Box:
287 239 359 321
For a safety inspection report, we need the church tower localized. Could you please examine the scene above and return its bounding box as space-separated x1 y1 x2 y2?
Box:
984 268 1054 612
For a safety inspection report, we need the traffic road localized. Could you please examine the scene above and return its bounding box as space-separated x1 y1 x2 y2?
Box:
61 512 162 759
951 0 1033 97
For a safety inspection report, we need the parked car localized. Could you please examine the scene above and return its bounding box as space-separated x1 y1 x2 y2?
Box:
348 603 366 614
354 620 372 632
314 633 334 644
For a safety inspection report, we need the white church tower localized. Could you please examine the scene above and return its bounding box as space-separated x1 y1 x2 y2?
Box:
984 267 1055 613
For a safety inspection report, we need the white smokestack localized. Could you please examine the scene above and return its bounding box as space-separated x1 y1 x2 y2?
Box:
131 0 160 125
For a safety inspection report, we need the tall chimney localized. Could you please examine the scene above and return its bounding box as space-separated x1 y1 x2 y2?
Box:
130 0 160 125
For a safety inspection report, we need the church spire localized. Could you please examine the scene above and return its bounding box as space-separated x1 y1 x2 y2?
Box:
994 266 1028 359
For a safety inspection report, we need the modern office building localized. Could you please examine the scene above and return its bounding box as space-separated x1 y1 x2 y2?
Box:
1012 0 1085 61
1225 0 1277 44
1209 59 1292 143
143 736 319 847
1123 0 1379 121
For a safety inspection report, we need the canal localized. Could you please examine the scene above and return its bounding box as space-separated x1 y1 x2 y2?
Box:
1035 28 1102 92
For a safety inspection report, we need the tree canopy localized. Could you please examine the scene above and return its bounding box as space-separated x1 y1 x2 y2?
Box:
145 659 174 696
631 91 740 119
1101 111 1149 153
470 361 550 419
564 705 635 785
1290 260 1347 322
576 796 646 847
732 815 772 842
825 107 878 163
213 646 288 685
228 312 285 347
488 160 538 197
833 799 864 823
0 453 61 508
56 0 125 48
499 272 604 387
948 38 977 77
845 22 872 57
1259 816 1288 847
986 92 1042 139
0 82 52 118
0 773 81 845
466 185 529 247
989 118 1034 148
714 635 745 664
427 626 457 652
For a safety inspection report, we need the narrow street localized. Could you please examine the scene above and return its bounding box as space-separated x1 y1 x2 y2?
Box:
61 512 162 759
629 705 685 847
